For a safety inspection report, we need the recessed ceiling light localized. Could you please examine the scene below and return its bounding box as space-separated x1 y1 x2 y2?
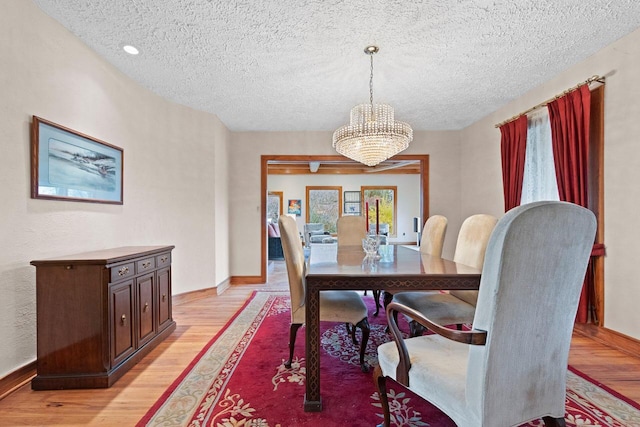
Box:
123 45 139 55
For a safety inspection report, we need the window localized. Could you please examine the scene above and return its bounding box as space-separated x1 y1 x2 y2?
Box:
306 186 342 233
520 109 559 204
517 86 604 324
267 191 283 223
362 186 397 236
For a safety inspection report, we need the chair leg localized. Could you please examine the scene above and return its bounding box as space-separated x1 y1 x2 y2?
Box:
373 365 390 427
356 317 370 372
383 291 394 333
285 323 302 369
543 416 567 427
372 290 382 316
346 322 359 345
409 320 426 337
383 291 394 310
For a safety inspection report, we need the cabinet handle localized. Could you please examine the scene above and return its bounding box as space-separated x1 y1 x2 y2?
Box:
142 261 151 269
162 294 166 302
121 314 126 325
143 302 149 312
160 256 168 263
118 266 129 276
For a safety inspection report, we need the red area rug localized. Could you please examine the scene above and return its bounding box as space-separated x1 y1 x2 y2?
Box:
138 292 640 427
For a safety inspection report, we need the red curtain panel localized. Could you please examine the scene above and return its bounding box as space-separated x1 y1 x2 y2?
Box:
548 84 592 323
499 115 528 211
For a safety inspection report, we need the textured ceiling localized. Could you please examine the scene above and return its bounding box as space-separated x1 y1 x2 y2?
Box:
32 0 640 132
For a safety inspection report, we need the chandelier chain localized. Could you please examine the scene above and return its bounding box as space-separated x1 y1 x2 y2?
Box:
369 53 374 106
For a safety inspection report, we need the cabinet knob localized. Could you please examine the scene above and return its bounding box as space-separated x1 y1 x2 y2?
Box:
142 261 151 269
118 266 129 276
160 256 168 263
162 294 166 302
143 302 149 312
121 314 126 325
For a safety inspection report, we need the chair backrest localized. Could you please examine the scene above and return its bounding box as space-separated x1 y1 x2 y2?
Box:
337 216 367 246
279 216 306 322
452 214 498 268
466 201 596 426
419 215 448 256
449 214 498 305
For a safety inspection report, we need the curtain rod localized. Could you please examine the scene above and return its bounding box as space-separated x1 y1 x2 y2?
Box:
494 75 605 128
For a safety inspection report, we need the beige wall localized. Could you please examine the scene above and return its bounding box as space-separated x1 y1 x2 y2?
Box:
229 130 463 276
0 1 230 376
460 28 640 340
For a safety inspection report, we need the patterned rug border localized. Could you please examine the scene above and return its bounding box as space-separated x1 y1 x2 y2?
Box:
138 291 640 426
137 290 283 426
567 364 640 411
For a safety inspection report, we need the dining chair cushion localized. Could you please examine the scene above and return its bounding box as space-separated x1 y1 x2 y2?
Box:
377 334 470 417
299 290 369 325
392 291 475 326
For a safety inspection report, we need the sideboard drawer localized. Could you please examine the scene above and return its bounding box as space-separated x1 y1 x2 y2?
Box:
156 252 171 268
136 257 155 273
111 262 135 282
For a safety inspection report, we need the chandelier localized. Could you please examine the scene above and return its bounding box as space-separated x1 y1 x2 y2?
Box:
333 46 413 167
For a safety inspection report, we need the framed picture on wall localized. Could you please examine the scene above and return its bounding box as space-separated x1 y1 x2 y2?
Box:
287 199 301 216
344 190 361 215
31 116 124 204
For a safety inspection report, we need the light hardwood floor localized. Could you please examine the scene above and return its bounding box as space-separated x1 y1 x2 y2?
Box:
0 261 639 426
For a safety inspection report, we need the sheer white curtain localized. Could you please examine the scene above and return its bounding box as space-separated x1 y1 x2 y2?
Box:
520 108 559 204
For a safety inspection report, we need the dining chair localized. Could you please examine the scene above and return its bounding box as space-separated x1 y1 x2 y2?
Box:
374 201 597 427
337 215 367 246
279 215 371 372
393 213 497 337
419 214 448 256
336 215 383 316
382 215 448 327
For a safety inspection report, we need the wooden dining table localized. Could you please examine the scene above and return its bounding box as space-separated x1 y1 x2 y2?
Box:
303 244 481 412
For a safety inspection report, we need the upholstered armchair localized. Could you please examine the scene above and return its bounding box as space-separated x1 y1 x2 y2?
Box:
374 201 597 427
393 214 497 337
279 216 371 372
303 222 328 246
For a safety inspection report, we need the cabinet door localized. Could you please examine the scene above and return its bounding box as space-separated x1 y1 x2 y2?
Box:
157 267 172 330
136 272 156 347
110 280 135 367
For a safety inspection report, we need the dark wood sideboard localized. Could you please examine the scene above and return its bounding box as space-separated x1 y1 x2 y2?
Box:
30 246 176 390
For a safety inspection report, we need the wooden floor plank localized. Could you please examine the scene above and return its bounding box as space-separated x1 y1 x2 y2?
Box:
0 261 638 425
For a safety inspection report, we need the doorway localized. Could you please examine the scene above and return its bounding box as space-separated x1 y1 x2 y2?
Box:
259 154 430 282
